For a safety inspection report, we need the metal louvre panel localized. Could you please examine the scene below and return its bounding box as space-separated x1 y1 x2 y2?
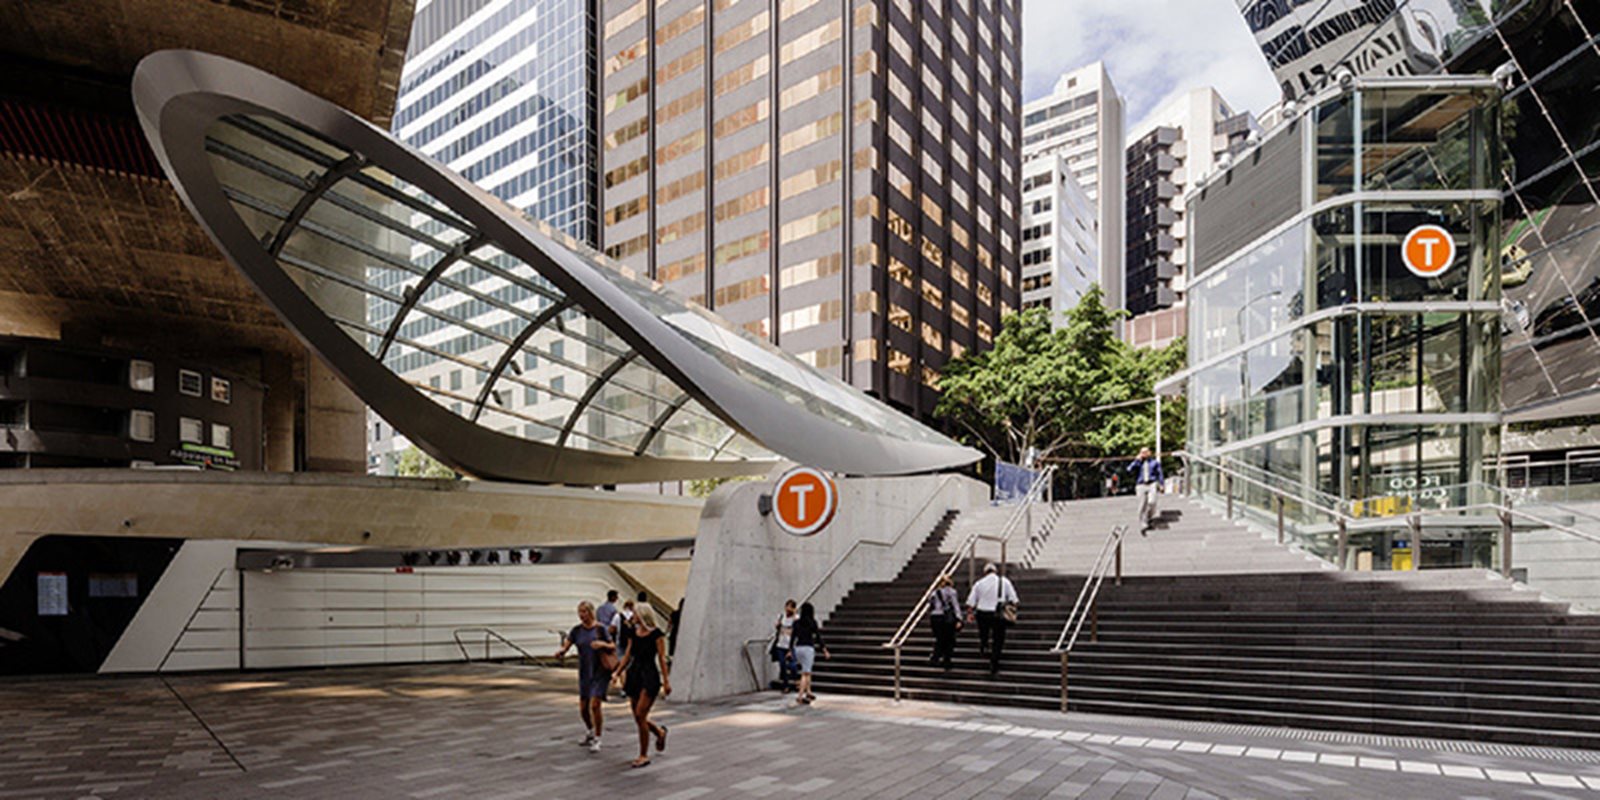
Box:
1190 123 1303 280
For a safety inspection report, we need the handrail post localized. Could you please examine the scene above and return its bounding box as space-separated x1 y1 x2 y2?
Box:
1059 652 1069 713
1336 518 1348 569
968 538 976 587
1114 538 1123 586
893 646 902 701
1225 473 1234 519
1090 604 1098 643
1501 499 1514 579
1275 495 1284 544
1408 513 1422 571
1000 539 1007 581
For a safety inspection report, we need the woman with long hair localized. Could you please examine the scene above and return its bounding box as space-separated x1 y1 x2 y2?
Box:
615 606 670 768
791 602 829 705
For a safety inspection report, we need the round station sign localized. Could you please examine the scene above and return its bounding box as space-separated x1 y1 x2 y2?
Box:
772 466 838 537
1401 225 1456 278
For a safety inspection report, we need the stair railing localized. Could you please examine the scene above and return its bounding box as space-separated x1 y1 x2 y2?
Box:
1049 523 1128 711
799 474 961 610
453 627 544 665
881 465 1056 700
1180 450 1353 559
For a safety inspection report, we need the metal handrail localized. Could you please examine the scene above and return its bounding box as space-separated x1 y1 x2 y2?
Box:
881 465 1055 700
1051 524 1129 654
1185 450 1600 575
453 627 544 665
1050 523 1128 713
799 474 960 608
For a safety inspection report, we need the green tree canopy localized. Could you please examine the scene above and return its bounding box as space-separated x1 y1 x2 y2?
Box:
395 445 458 479
934 285 1185 472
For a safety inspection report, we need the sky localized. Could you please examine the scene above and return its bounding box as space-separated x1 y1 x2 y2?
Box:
1021 0 1282 140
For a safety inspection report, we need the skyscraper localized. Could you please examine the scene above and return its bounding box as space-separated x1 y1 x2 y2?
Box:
1021 62 1125 320
371 0 602 474
596 0 1022 419
1123 87 1258 349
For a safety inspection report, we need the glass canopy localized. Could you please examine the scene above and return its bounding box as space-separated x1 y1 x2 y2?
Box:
135 50 978 483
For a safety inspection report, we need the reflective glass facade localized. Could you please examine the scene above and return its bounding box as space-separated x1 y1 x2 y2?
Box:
395 0 598 240
1185 80 1502 524
1234 0 1600 433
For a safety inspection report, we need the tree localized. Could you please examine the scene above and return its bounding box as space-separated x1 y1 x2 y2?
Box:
395 445 458 479
934 285 1186 488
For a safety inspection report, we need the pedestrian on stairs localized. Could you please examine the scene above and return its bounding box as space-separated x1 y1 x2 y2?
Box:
1128 447 1166 535
928 575 961 671
966 563 1018 676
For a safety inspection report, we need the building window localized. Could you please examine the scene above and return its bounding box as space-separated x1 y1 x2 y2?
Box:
179 417 203 444
210 377 231 404
129 360 155 392
450 370 462 391
129 410 156 442
211 423 232 450
178 369 203 397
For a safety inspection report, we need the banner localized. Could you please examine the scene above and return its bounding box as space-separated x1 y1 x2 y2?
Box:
994 461 1041 504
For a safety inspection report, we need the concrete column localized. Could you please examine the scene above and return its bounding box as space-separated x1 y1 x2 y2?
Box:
304 357 366 474
261 351 296 472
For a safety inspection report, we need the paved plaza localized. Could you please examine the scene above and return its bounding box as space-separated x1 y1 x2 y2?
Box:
4 664 1600 799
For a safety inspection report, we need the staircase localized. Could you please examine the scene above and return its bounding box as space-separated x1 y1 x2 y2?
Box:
815 495 1600 749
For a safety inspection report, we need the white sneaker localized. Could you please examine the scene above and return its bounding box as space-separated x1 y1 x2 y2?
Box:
588 737 602 754
580 732 595 747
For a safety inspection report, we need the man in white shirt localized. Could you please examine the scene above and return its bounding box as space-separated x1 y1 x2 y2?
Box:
965 563 1018 675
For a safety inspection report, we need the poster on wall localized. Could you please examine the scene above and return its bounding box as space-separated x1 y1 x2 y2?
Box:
37 572 67 616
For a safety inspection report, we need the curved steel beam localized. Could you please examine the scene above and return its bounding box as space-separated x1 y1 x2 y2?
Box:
633 393 695 456
556 351 640 448
377 235 485 360
469 297 575 422
264 153 367 256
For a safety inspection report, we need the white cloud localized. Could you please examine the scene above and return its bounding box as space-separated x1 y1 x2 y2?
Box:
1022 0 1281 140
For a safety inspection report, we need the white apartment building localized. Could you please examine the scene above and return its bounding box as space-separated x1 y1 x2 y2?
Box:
1019 153 1098 319
1021 62 1125 324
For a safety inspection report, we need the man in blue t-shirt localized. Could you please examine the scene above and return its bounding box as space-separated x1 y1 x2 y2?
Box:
555 601 615 753
597 589 619 634
1127 447 1166 535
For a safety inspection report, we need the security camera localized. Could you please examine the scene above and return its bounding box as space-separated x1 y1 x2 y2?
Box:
1334 67 1357 90
1492 62 1518 90
1280 100 1299 121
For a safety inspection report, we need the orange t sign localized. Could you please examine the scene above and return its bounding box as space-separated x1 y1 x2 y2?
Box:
1402 225 1456 278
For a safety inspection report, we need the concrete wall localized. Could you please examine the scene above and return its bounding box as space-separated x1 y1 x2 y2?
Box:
0 469 705 592
1514 526 1600 612
102 537 630 672
673 473 987 702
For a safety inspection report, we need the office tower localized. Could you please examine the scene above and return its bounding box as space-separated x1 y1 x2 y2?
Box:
1021 62 1124 320
372 0 602 473
1123 87 1258 349
393 0 599 240
1019 152 1098 319
596 0 1023 419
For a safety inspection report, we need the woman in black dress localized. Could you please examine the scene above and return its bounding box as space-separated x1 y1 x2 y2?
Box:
616 606 670 768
